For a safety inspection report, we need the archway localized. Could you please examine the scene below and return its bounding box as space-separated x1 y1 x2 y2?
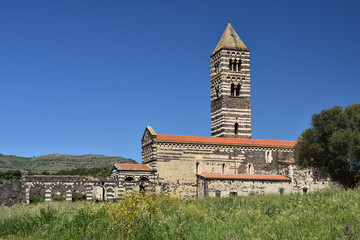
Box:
93 185 106 201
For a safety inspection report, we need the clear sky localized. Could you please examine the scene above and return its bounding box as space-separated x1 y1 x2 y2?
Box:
1 1 359 162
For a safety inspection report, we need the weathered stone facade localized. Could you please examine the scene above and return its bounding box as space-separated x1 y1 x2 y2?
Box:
211 23 251 139
0 175 156 206
138 128 329 198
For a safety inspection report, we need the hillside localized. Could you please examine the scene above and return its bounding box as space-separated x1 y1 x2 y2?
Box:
0 153 136 173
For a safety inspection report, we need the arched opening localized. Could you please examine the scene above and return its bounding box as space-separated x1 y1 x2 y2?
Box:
234 122 238 135
238 59 242 71
29 184 46 204
196 162 200 174
139 176 149 182
279 188 284 195
231 84 235 96
303 187 308 194
229 59 233 71
93 186 105 201
124 176 134 181
236 84 241 96
139 185 146 195
222 163 225 174
248 163 254 175
215 85 219 98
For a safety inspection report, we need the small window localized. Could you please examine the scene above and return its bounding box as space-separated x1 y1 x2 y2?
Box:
215 85 219 98
279 188 284 195
222 163 225 174
230 192 237 197
196 162 200 174
229 59 233 71
234 122 238 135
303 187 308 194
231 83 235 96
215 191 221 198
248 163 254 174
236 84 241 96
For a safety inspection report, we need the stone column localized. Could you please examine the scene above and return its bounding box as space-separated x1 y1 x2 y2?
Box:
25 185 30 204
45 188 52 202
86 184 93 202
65 190 72 202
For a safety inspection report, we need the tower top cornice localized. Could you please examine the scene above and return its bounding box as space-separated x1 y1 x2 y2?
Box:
212 23 248 55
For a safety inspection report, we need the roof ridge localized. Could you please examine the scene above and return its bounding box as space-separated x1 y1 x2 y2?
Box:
156 134 296 147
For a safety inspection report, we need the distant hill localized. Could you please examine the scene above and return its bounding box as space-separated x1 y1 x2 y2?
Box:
0 153 136 173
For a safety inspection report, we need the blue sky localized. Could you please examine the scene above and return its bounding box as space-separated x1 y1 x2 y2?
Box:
1 1 359 162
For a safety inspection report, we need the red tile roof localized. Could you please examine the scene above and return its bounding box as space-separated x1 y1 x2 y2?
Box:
156 134 296 148
198 174 291 181
115 163 152 170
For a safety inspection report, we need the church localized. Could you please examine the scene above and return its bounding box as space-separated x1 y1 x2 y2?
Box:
111 23 328 198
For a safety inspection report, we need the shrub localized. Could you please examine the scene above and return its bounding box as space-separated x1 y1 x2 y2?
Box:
29 196 44 204
52 196 66 202
72 193 86 202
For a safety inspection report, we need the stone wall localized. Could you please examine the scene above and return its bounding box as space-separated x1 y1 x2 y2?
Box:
210 48 251 138
291 165 330 192
147 141 294 198
197 177 292 198
0 175 156 206
0 180 24 206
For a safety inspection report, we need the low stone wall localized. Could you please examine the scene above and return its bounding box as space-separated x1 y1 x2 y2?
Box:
0 175 156 206
197 177 292 198
0 180 24 206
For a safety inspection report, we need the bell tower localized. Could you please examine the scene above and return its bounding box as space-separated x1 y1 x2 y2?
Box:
210 23 251 138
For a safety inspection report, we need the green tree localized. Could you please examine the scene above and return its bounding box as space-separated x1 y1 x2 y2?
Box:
294 104 360 189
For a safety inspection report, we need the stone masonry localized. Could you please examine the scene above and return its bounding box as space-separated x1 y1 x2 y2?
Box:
211 23 251 139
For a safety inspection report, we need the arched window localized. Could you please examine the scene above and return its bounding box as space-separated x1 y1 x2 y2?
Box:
215 85 219 98
139 176 149 182
248 163 254 174
236 84 241 96
229 59 233 71
234 122 238 135
233 60 237 71
124 176 134 181
214 62 219 73
265 150 272 163
231 84 235 96
303 187 308 194
238 59 242 71
279 188 284 195
222 163 225 174
196 162 200 174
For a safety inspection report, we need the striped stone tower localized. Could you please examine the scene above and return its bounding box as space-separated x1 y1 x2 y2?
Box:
210 23 251 138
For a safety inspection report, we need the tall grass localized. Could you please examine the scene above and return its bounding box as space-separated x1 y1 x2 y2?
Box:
0 188 359 239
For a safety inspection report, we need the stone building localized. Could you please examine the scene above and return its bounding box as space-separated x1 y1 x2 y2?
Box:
111 23 328 198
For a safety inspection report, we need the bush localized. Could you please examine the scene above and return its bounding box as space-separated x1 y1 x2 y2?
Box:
52 196 66 202
0 170 21 184
72 193 86 202
29 196 44 204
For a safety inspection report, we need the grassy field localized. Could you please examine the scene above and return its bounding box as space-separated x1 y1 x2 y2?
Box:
0 188 359 240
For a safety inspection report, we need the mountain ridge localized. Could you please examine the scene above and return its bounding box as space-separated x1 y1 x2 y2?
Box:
0 153 137 173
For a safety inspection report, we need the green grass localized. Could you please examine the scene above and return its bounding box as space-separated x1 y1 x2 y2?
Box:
1 188 359 239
